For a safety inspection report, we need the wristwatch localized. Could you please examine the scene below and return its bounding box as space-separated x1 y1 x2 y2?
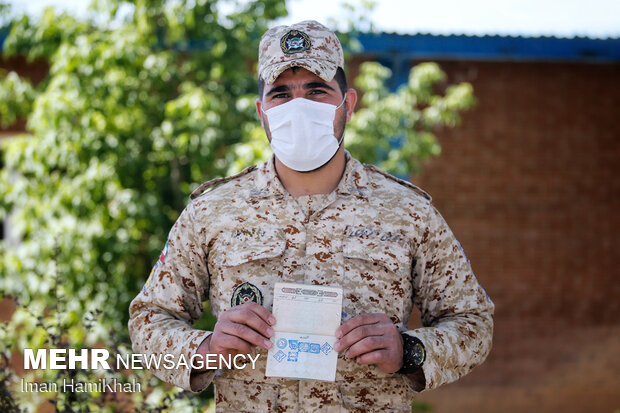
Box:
397 333 426 374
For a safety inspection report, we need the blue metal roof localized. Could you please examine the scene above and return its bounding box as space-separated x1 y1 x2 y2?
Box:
0 28 7 49
354 32 620 63
350 32 619 90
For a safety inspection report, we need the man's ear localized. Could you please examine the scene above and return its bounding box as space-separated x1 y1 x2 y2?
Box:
344 88 358 122
256 98 265 127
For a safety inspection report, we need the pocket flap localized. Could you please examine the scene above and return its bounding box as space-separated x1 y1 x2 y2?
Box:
343 237 410 276
216 227 286 267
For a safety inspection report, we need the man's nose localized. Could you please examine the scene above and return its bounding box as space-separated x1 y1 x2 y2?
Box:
289 90 306 99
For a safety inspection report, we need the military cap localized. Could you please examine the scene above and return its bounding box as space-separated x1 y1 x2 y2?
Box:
258 20 345 84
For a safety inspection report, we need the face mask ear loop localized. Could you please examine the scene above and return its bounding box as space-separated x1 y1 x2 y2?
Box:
336 94 347 110
335 94 348 146
336 130 345 147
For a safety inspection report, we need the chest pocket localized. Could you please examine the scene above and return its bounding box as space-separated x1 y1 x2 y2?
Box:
214 227 286 267
208 227 286 315
343 236 412 278
341 236 413 323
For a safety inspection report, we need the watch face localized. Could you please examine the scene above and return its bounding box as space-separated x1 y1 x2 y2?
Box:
411 342 425 366
398 334 425 374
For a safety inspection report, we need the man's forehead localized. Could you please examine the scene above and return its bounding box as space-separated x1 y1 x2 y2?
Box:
268 67 335 87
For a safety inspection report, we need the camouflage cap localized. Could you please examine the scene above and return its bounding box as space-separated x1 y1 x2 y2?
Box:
258 20 345 84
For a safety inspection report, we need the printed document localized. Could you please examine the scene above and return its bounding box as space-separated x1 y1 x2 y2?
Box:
265 282 343 381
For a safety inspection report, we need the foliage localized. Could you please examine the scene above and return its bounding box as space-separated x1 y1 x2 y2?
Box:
0 0 472 410
0 0 286 411
347 61 476 176
412 399 434 412
0 1 9 27
327 0 377 55
0 70 35 128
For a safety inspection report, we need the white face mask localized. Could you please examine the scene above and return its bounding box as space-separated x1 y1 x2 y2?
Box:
262 97 346 172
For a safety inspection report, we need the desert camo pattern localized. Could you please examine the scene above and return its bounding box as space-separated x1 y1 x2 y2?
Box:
258 20 345 85
129 152 494 412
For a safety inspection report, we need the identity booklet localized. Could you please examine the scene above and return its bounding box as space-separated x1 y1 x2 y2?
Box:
265 282 343 381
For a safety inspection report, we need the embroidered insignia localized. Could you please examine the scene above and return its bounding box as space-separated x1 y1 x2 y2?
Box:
344 225 405 243
280 30 311 54
158 241 168 265
231 281 264 307
142 266 155 292
142 241 169 292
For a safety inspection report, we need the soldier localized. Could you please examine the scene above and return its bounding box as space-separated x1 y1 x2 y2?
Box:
129 20 494 412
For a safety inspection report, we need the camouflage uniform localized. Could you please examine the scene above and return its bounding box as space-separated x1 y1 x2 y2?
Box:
129 152 494 412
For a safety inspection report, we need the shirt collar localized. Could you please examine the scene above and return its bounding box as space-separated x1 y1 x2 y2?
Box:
249 151 370 200
335 151 370 198
248 155 286 199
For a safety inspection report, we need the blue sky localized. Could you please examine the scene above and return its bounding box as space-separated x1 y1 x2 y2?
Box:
6 0 620 38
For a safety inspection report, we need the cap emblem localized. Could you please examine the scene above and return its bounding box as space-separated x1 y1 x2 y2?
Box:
280 30 311 54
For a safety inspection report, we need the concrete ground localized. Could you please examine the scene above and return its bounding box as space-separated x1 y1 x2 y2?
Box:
415 323 620 413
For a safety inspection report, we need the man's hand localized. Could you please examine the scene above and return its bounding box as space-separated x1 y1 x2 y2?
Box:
202 302 275 359
333 313 403 374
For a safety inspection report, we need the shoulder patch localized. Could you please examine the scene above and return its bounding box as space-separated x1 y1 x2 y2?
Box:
190 165 258 200
364 164 432 201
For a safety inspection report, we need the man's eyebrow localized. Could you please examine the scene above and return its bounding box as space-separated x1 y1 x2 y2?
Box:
265 82 335 98
265 85 290 97
304 82 335 91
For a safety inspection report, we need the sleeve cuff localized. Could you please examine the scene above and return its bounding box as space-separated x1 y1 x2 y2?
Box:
190 369 218 393
402 328 438 391
402 369 426 392
153 329 213 392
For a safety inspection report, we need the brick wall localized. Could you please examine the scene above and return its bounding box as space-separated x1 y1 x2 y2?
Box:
396 60 620 411
413 59 619 336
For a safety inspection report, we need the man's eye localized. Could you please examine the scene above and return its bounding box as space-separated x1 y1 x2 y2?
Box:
272 93 289 99
310 89 326 95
